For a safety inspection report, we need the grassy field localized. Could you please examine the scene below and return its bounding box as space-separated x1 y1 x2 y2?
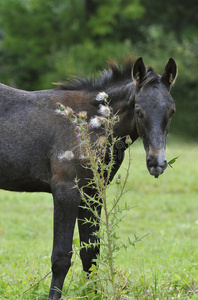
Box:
0 136 198 299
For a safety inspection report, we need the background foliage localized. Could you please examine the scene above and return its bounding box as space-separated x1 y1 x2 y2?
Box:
0 0 197 138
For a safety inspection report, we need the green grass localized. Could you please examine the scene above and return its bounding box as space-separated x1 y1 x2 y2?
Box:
0 136 198 299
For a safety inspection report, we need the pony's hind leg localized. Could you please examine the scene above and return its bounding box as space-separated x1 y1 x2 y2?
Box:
49 179 81 300
78 200 102 274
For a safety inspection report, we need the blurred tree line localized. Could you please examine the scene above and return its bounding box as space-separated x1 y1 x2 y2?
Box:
0 0 197 138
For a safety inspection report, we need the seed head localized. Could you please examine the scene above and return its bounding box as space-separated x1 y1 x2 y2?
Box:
78 111 87 120
116 174 121 184
89 116 106 128
56 102 65 111
125 135 132 145
96 92 108 102
58 150 75 161
98 104 111 118
65 106 74 117
96 136 106 147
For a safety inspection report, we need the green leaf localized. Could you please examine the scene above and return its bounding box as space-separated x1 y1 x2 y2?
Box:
168 156 179 168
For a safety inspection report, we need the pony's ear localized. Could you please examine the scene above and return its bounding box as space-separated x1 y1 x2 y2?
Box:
161 58 177 88
132 57 146 85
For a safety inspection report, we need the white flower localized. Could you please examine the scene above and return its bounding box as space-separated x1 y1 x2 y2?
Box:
55 109 65 116
89 116 106 128
96 91 108 102
98 104 111 117
55 105 73 117
58 150 74 161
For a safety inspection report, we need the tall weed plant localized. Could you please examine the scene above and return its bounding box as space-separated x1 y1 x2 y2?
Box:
57 93 139 299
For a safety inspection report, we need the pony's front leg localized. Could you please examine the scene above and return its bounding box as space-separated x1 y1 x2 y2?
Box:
49 179 81 300
78 202 102 274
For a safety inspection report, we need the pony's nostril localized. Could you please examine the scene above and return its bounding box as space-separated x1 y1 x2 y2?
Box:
147 159 152 168
147 158 157 168
161 160 167 168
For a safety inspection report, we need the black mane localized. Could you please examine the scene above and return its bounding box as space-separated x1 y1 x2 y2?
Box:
57 60 160 91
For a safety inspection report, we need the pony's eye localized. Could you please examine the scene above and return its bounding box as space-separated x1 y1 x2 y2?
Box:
135 107 143 118
169 107 176 117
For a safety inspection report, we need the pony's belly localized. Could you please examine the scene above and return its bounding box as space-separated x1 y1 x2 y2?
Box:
0 177 51 193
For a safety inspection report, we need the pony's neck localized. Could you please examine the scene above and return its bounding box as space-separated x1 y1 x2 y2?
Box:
105 82 138 142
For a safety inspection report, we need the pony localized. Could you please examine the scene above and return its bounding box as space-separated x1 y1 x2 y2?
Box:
0 57 177 299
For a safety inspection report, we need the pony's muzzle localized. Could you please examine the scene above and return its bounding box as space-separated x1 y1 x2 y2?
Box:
146 150 167 178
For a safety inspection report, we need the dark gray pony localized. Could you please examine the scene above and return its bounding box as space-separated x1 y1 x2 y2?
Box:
0 57 177 299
